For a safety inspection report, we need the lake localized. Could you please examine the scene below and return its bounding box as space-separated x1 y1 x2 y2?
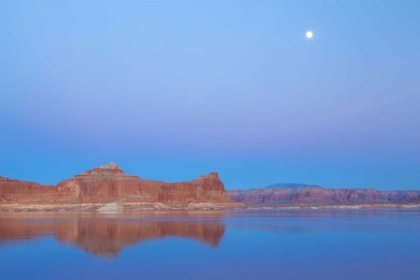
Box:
1 209 420 279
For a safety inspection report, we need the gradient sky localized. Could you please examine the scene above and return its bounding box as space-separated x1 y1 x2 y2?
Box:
1 0 419 190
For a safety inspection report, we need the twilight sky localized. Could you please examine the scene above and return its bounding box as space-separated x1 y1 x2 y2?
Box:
1 0 419 190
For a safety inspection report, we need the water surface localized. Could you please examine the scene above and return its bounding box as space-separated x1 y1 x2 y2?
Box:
1 209 419 279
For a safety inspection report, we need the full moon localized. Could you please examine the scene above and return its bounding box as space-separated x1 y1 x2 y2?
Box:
306 31 313 39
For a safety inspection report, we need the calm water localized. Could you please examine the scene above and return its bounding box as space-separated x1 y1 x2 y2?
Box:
1 209 420 280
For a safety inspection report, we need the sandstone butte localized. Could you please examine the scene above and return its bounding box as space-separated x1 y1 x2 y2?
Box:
0 163 245 211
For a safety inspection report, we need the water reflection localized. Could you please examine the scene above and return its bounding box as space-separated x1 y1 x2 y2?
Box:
1 210 420 280
2 209 419 258
0 214 225 258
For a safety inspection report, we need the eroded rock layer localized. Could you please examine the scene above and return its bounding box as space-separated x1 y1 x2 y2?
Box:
0 163 242 209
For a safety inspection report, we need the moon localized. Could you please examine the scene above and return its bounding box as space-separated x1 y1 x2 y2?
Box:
306 31 313 39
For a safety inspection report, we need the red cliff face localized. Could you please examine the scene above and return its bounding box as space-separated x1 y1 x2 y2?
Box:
0 176 57 204
0 163 241 208
227 187 420 206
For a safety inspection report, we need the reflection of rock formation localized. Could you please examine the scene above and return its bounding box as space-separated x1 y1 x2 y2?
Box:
0 217 225 257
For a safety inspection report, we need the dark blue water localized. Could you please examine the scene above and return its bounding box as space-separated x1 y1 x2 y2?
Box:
1 209 420 280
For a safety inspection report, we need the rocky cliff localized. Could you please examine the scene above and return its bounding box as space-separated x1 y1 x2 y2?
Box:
227 186 420 206
0 163 243 210
0 176 57 204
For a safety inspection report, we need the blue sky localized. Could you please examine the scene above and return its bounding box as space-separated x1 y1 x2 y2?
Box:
1 0 419 190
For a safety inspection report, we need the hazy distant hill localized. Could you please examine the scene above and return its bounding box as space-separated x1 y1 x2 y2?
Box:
227 185 420 206
265 183 321 189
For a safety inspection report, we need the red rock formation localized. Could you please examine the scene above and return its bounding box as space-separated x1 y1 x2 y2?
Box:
0 163 242 209
227 187 420 206
0 176 57 204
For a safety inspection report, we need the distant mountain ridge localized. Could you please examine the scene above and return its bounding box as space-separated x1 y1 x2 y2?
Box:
265 183 321 189
227 184 420 206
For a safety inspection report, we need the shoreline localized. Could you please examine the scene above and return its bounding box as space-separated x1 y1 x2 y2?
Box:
248 203 420 210
1 202 419 212
0 202 246 212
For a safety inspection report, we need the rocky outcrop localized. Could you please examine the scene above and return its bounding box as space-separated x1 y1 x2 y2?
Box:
0 176 57 204
227 186 420 206
0 163 243 210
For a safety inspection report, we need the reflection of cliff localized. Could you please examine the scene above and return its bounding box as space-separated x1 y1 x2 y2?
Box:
0 217 225 257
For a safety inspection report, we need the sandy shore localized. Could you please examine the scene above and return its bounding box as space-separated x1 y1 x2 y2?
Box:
248 203 420 210
0 202 247 212
1 202 419 212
